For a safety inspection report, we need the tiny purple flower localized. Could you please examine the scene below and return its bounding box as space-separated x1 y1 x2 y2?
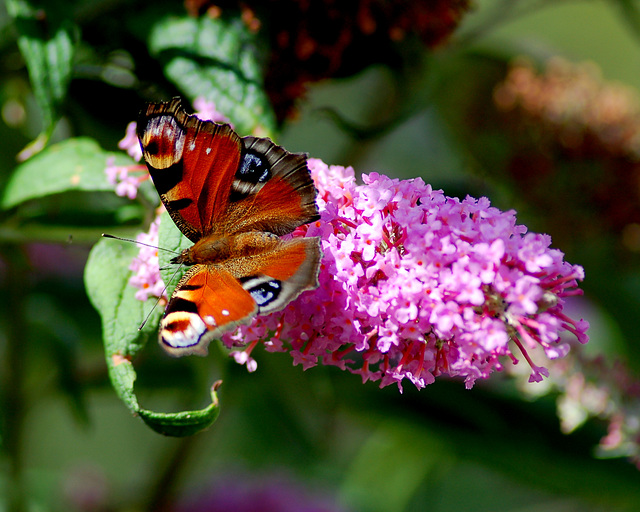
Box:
128 213 166 301
118 121 143 161
193 97 232 125
105 156 147 200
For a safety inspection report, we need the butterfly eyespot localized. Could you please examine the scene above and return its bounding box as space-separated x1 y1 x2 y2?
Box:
162 312 207 349
204 315 216 326
248 280 282 306
140 115 185 168
145 140 159 155
221 309 230 316
239 152 270 184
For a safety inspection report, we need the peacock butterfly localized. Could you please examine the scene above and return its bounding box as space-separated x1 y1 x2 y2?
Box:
137 97 322 357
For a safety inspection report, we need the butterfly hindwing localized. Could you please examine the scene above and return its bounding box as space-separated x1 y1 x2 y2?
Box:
228 235 322 316
160 235 322 356
160 265 258 356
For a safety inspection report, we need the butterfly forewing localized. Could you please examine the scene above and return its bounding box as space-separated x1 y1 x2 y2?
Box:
138 98 242 241
220 137 320 236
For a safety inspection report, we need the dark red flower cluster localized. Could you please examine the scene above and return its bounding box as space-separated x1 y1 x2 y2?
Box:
185 0 471 119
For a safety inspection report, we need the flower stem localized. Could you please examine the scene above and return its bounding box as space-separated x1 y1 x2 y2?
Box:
141 434 199 512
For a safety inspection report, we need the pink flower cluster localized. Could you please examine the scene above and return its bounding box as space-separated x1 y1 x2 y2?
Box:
192 96 232 125
223 159 589 390
104 122 146 199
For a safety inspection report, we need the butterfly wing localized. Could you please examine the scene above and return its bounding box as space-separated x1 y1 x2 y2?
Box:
137 98 319 241
137 98 242 242
160 265 258 356
223 136 320 235
229 235 322 316
160 236 322 356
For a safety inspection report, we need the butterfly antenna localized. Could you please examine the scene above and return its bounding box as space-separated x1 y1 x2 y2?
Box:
138 263 185 331
101 233 180 255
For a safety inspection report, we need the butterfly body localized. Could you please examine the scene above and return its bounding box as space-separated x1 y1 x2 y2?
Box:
171 231 272 266
137 98 321 357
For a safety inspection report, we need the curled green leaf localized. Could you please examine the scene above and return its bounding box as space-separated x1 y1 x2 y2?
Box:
138 381 222 437
86 230 222 436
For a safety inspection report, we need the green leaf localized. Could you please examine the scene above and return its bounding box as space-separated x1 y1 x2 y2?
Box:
157 209 191 298
148 14 276 136
85 237 157 362
106 350 141 413
85 236 156 410
85 231 222 436
2 137 135 210
6 0 78 142
138 381 222 437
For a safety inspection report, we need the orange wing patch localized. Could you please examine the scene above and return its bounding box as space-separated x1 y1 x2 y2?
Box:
160 266 258 356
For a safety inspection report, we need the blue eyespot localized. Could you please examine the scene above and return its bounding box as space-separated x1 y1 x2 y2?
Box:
239 152 270 183
249 280 281 306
